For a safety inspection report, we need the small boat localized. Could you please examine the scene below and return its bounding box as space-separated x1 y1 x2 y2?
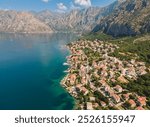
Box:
63 62 69 66
64 70 69 73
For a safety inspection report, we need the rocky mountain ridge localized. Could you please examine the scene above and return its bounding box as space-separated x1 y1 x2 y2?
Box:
0 1 120 33
0 10 52 33
33 1 120 33
92 0 150 36
0 0 150 36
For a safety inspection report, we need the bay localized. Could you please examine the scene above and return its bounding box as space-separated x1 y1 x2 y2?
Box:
0 33 77 110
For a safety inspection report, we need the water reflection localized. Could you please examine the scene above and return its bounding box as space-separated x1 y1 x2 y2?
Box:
0 33 78 110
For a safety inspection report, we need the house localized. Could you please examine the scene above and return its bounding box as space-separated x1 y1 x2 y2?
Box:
93 103 99 108
80 65 86 76
111 94 120 103
93 61 99 69
76 84 82 92
109 101 115 107
71 56 78 62
128 99 136 108
81 76 87 85
81 87 89 95
100 101 106 107
69 74 76 85
137 96 146 106
87 102 93 110
103 85 114 96
136 106 144 110
121 68 126 76
117 76 129 84
89 83 96 91
137 68 147 75
114 85 123 93
99 80 107 86
90 97 96 102
122 94 130 101
104 85 111 92
137 62 145 66
111 78 116 83
109 71 114 78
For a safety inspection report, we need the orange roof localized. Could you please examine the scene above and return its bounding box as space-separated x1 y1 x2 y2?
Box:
114 85 122 92
138 96 146 101
136 106 144 110
76 84 82 88
70 74 76 80
112 94 120 102
115 85 122 89
99 80 107 85
100 101 106 106
123 94 129 98
128 99 136 106
137 96 146 106
81 87 88 93
117 76 129 83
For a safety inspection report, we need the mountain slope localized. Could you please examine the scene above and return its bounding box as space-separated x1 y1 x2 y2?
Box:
0 10 52 33
92 0 150 37
34 1 120 33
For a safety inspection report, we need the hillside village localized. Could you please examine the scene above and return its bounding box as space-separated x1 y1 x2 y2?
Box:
61 39 149 110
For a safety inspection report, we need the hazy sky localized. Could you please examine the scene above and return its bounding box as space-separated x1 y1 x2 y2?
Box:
0 0 116 11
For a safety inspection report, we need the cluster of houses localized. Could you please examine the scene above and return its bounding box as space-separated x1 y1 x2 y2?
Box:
61 39 148 110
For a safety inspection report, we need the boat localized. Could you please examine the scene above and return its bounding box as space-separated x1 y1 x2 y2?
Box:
63 62 69 66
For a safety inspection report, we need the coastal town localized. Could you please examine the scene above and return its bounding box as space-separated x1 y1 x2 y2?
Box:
61 39 149 110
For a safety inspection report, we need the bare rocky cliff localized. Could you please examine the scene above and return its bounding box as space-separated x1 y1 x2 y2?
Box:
0 10 53 33
1 0 150 36
92 0 150 37
33 2 120 33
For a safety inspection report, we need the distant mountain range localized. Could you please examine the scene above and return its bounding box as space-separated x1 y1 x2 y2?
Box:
31 1 120 33
0 0 150 36
0 11 52 33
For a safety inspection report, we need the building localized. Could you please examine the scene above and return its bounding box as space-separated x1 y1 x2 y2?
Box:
136 106 144 110
111 94 120 103
87 102 93 110
122 94 130 101
100 101 106 107
81 87 89 95
128 99 136 108
69 74 76 85
114 85 123 93
137 96 146 106
90 97 96 102
117 76 129 84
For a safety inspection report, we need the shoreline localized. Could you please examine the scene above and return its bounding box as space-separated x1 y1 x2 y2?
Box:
61 46 78 110
60 39 149 110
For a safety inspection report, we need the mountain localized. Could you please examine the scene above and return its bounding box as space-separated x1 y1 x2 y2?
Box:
0 1 120 34
32 10 69 32
2 0 149 35
33 2 120 33
0 10 52 33
92 0 150 37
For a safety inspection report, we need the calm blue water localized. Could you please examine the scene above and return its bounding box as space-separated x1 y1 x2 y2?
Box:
0 33 77 110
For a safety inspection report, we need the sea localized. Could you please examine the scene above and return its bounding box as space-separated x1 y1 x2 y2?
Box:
0 33 77 110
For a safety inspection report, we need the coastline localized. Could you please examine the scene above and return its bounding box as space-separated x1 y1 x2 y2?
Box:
60 39 149 110
60 46 78 110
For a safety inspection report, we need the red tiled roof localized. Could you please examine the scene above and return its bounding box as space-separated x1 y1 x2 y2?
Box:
123 94 129 98
112 94 120 102
128 99 136 106
136 106 144 110
137 96 146 106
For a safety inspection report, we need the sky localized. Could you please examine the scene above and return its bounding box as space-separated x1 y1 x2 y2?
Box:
0 0 116 12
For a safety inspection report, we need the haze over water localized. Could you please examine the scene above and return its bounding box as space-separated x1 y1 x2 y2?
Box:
0 33 77 110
